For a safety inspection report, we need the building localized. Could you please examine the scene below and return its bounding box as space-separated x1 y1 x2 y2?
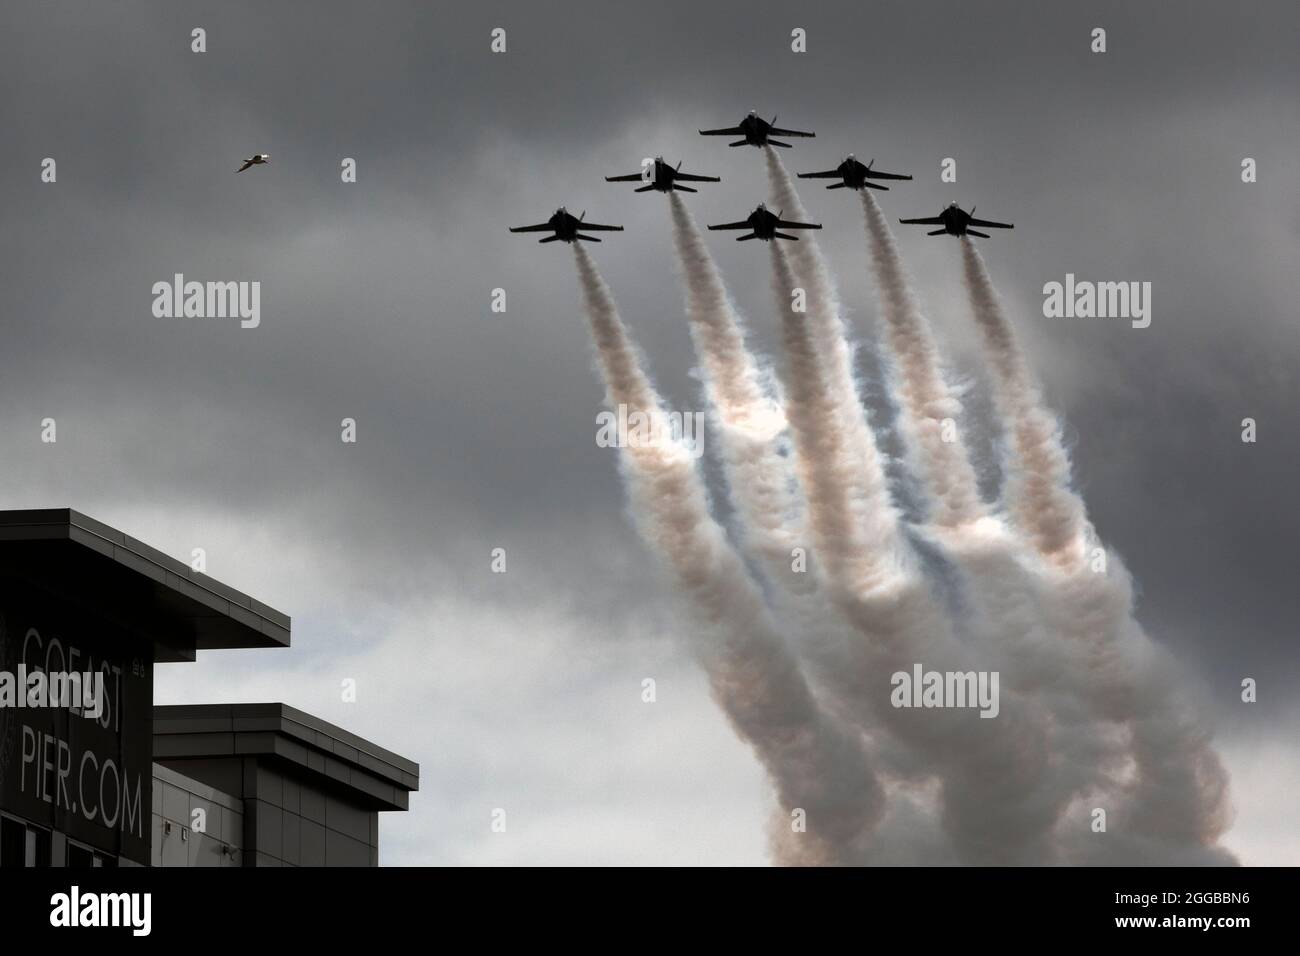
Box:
0 508 417 867
153 703 417 866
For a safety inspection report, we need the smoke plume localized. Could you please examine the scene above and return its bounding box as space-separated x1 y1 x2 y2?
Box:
960 240 1087 568
957 240 1235 862
860 190 984 528
571 243 885 864
764 147 906 596
562 182 1235 866
666 193 809 595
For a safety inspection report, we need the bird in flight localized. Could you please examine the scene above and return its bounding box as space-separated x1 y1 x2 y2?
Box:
237 154 270 172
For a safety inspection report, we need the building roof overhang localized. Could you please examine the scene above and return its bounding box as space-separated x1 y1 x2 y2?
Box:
0 508 290 662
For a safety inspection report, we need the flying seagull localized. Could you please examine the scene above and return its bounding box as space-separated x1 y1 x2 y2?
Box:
237 154 270 172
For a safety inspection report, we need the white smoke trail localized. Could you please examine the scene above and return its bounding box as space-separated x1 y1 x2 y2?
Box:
960 240 1087 568
860 190 984 528
667 193 809 595
958 240 1235 863
929 514 1132 864
571 244 885 864
668 189 900 736
853 195 1096 859
768 241 1063 863
1047 559 1237 864
764 147 906 596
761 170 1100 861
668 193 907 772
569 180 1233 865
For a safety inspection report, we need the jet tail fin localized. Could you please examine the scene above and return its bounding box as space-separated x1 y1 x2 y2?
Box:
729 140 748 147
634 185 655 192
768 139 792 148
736 233 759 241
539 235 562 243
826 182 847 190
774 231 799 241
674 184 697 193
576 234 603 242
965 229 990 238
864 181 889 191
927 229 947 236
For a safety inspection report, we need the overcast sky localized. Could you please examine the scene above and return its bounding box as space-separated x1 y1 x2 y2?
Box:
1 0 1297 864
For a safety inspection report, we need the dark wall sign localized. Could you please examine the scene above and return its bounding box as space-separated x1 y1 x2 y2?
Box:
0 581 153 865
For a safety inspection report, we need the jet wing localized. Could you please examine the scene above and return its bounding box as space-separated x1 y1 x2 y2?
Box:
776 219 822 229
708 221 753 230
770 127 814 138
578 222 624 231
700 126 745 136
865 169 912 181
797 169 841 179
968 217 1014 229
674 171 721 182
509 223 554 232
605 173 646 182
899 216 945 225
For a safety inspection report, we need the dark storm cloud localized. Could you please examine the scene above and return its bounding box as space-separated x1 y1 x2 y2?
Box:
1 0 1297 861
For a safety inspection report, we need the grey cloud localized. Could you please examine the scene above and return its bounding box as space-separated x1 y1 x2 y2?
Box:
1 0 1296 863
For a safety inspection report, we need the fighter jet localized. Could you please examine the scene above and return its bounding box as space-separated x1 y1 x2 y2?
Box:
899 202 1013 238
508 207 624 243
699 111 814 148
708 204 822 242
237 154 270 172
798 154 912 191
605 157 721 194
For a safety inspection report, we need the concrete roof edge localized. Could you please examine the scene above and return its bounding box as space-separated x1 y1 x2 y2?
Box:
0 508 291 648
153 703 420 791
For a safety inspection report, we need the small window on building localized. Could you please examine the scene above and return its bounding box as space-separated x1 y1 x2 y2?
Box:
0 816 24 868
67 840 117 868
1 818 52 867
67 842 94 868
25 826 51 867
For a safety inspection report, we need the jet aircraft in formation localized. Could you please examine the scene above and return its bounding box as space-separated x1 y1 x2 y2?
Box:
605 157 721 194
898 202 1014 238
508 207 624 243
708 204 822 242
508 111 1014 246
797 154 911 191
699 110 815 148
